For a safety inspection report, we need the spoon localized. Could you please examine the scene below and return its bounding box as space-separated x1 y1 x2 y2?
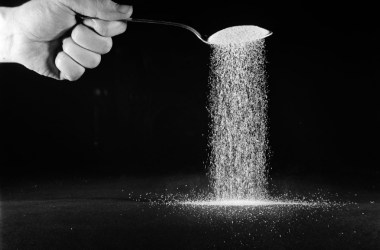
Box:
124 18 209 44
124 18 272 45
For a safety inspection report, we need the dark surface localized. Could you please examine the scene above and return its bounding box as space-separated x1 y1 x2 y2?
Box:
1 176 380 249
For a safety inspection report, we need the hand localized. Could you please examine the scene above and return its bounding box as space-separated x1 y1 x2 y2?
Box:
8 0 132 81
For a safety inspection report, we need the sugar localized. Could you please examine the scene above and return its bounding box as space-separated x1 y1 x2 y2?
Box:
208 25 271 46
208 36 269 200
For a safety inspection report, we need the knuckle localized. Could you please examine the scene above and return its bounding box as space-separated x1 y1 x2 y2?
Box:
55 52 65 68
68 67 85 81
102 37 113 54
69 73 82 81
128 6 133 17
62 38 71 54
97 23 110 37
65 74 75 81
55 52 85 81
89 54 101 69
108 1 118 10
71 24 84 43
120 22 127 33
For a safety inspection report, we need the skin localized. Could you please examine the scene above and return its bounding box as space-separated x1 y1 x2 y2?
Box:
0 0 133 81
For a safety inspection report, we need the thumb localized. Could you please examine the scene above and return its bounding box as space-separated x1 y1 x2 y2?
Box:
62 0 133 21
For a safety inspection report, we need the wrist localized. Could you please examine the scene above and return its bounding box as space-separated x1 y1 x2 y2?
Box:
0 7 15 63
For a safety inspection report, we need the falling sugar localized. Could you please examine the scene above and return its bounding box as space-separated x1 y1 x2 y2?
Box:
208 26 270 200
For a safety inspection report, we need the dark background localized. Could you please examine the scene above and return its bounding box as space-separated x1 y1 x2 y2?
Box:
1 2 378 184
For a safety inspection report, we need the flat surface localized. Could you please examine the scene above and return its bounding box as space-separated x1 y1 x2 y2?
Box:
1 176 379 249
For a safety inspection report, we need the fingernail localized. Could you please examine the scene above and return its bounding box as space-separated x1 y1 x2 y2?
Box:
118 5 133 16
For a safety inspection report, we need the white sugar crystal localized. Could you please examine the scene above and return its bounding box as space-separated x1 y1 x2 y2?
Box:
208 25 271 46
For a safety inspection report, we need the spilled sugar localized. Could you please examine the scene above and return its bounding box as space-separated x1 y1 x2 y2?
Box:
182 199 310 207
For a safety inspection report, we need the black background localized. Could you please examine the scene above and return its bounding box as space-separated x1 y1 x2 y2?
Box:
1 1 378 184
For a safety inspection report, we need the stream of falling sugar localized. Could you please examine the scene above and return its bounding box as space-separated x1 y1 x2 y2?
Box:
208 40 269 200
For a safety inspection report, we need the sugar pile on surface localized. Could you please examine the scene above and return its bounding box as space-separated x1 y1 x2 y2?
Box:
208 26 270 200
182 199 309 207
208 25 271 46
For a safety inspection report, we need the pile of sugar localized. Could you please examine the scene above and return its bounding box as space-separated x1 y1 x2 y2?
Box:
208 25 271 46
208 27 270 200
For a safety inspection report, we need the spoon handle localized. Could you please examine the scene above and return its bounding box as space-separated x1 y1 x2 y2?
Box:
124 18 208 44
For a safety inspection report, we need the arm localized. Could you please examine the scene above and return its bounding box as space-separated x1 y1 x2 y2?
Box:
0 7 14 63
0 0 133 81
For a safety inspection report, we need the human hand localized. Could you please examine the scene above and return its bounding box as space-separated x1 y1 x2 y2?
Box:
6 0 132 81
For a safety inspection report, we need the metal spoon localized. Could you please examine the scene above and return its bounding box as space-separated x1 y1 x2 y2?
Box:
124 18 272 45
125 18 209 44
